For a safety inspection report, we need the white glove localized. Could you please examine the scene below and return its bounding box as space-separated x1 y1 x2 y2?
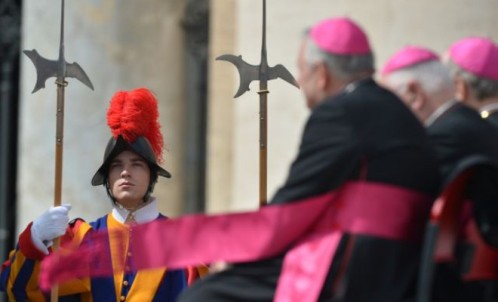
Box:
31 204 72 255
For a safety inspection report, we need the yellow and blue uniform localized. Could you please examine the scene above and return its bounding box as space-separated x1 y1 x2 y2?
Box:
1 201 190 302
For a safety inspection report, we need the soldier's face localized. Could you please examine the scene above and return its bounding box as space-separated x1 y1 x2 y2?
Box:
108 150 151 209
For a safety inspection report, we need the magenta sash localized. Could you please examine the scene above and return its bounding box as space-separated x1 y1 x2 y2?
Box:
273 182 432 301
40 181 432 301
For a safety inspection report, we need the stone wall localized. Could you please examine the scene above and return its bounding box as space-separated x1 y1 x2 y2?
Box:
18 0 187 232
18 0 498 229
206 0 498 212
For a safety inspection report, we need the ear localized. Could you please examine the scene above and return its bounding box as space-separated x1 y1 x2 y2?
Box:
454 77 468 101
406 81 426 111
315 62 330 90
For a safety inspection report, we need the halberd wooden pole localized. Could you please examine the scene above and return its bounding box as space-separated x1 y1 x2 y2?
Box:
23 1 93 300
216 0 299 207
258 89 268 206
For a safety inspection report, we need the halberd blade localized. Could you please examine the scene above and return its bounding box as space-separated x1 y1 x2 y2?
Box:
23 49 58 93
217 54 259 98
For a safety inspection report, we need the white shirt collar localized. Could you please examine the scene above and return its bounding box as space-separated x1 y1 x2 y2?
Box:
425 99 458 127
343 77 371 94
111 197 160 224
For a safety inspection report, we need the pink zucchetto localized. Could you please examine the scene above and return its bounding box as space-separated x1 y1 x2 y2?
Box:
309 17 371 55
381 46 439 76
448 37 498 80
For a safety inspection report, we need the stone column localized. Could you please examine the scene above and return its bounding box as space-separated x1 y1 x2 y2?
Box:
205 0 237 213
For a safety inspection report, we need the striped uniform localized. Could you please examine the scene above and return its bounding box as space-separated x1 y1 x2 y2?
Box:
0 202 199 302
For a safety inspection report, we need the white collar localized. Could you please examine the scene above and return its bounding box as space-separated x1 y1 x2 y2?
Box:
343 77 371 94
480 103 498 119
425 99 458 127
111 197 160 224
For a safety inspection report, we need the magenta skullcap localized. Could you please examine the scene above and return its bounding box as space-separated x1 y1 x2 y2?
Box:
448 37 498 80
381 46 439 76
309 17 371 55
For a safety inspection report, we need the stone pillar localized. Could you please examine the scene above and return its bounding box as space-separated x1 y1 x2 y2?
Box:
205 0 237 213
18 0 187 232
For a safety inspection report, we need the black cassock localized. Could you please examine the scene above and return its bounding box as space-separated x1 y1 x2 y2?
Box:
427 102 498 302
485 110 498 131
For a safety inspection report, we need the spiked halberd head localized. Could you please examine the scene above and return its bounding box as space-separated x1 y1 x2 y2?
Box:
91 88 171 186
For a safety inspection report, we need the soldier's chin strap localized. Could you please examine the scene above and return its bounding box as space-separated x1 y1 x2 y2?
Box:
142 181 156 204
104 162 159 207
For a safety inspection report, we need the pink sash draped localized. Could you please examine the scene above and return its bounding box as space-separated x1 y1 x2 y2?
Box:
40 181 432 301
273 182 432 301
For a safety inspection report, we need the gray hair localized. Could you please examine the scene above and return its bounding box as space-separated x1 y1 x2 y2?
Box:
303 34 375 81
446 60 498 101
385 60 454 97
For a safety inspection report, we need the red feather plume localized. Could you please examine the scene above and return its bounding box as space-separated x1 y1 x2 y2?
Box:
107 88 164 163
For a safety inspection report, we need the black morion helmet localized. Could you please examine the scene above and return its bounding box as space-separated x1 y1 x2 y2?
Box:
91 135 171 186
91 88 170 202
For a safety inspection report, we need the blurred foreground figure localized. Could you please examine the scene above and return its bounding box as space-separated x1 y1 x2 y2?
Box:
178 17 440 302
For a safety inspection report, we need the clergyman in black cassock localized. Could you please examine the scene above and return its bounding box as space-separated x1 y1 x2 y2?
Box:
179 17 440 302
381 45 498 302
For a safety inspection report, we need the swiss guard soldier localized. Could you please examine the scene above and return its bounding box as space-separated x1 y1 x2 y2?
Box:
381 45 498 302
0 88 201 301
445 37 498 129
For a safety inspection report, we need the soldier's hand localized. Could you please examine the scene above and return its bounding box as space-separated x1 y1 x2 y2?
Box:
31 204 72 254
